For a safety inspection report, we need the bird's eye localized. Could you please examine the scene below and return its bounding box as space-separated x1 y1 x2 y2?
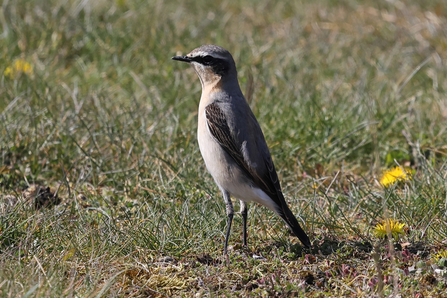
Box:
202 55 213 63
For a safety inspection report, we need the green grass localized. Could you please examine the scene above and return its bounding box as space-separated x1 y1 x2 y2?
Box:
1 0 447 296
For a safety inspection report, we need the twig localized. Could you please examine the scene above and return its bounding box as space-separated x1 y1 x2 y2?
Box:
34 255 52 288
397 56 431 95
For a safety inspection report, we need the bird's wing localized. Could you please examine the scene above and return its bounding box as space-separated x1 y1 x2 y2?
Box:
205 101 311 248
205 102 281 202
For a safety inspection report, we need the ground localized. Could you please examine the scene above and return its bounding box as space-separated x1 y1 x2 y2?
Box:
1 0 447 296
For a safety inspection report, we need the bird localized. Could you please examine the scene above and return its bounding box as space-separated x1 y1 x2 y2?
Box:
172 45 311 254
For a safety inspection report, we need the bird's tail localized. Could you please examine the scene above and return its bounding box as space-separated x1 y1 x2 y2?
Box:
276 197 311 248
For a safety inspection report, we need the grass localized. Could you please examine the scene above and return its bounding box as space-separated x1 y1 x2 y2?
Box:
1 0 447 296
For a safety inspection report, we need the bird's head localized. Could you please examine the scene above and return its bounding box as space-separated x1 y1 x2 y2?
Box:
172 45 238 88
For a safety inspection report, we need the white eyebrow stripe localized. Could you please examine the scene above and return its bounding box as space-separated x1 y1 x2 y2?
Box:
190 51 227 60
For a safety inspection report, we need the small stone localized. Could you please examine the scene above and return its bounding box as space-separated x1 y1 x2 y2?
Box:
252 254 266 261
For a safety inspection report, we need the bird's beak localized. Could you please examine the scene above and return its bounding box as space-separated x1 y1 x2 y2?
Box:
172 55 192 63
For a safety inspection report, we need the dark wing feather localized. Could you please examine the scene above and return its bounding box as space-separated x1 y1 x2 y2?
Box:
205 103 246 173
205 102 311 247
205 103 273 196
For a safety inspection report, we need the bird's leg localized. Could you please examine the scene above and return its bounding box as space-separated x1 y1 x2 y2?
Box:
240 200 248 247
222 190 234 255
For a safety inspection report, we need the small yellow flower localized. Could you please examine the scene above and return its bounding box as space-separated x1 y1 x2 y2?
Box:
4 67 12 77
380 166 411 188
4 59 33 78
373 218 406 240
433 249 447 261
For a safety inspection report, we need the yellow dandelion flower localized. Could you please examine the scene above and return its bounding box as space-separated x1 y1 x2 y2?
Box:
373 218 406 240
4 66 12 77
4 59 33 78
380 166 411 188
433 249 447 261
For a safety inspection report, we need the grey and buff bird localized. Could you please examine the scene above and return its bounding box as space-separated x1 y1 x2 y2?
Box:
172 45 311 254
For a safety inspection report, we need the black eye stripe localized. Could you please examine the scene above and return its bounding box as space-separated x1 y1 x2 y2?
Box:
194 55 218 65
192 55 230 75
202 55 213 63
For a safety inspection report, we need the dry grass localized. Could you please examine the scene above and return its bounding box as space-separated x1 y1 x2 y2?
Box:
1 0 447 296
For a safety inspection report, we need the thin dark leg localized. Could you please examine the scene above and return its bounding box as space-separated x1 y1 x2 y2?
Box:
240 201 248 247
224 213 233 255
222 190 234 255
